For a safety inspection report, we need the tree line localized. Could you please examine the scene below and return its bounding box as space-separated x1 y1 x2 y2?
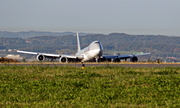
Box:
1 32 180 60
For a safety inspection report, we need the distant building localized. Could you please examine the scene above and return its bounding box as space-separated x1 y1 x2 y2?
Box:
0 49 6 51
7 49 17 52
6 54 23 60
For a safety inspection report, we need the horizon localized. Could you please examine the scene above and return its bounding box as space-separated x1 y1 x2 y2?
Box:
0 30 179 37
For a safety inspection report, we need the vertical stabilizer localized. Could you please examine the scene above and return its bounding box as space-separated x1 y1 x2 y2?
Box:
76 32 81 52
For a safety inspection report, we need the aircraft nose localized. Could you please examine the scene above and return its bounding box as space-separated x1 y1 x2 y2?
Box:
89 42 103 56
90 42 100 50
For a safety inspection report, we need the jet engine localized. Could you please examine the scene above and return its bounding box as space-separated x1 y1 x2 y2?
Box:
59 57 68 63
114 58 121 62
37 54 45 61
130 56 138 62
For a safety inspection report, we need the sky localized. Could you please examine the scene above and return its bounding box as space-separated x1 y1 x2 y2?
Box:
0 0 180 36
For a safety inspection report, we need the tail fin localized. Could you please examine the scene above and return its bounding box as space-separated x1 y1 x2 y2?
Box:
76 32 81 52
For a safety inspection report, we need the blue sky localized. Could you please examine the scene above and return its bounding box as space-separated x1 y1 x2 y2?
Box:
0 0 180 36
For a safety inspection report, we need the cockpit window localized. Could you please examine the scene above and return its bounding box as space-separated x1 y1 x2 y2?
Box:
94 42 99 43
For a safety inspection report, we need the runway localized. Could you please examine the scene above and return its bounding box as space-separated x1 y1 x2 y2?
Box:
1 62 180 68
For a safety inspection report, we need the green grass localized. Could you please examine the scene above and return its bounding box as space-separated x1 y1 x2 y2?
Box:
0 65 180 107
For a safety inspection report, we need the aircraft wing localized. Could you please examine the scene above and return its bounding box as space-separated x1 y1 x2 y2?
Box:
17 50 60 57
17 50 38 55
17 50 78 59
103 52 151 58
102 55 131 59
102 52 151 62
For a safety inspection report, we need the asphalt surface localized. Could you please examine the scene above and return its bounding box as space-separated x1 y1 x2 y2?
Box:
1 63 180 68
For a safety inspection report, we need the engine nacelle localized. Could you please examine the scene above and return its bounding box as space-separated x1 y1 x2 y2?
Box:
114 58 121 62
37 55 45 61
130 56 138 62
59 57 68 63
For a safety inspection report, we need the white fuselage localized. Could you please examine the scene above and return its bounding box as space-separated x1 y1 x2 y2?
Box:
75 41 103 62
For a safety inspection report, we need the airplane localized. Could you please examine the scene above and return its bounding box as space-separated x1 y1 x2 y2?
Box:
17 32 151 62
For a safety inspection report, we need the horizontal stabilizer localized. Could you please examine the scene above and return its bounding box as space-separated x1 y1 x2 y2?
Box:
134 52 151 56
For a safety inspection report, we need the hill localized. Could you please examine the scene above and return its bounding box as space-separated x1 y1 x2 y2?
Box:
0 31 92 38
1 31 180 61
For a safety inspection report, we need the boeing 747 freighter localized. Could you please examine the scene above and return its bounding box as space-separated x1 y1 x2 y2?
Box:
17 32 151 62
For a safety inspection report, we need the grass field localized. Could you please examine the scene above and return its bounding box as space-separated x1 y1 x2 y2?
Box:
0 65 180 107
